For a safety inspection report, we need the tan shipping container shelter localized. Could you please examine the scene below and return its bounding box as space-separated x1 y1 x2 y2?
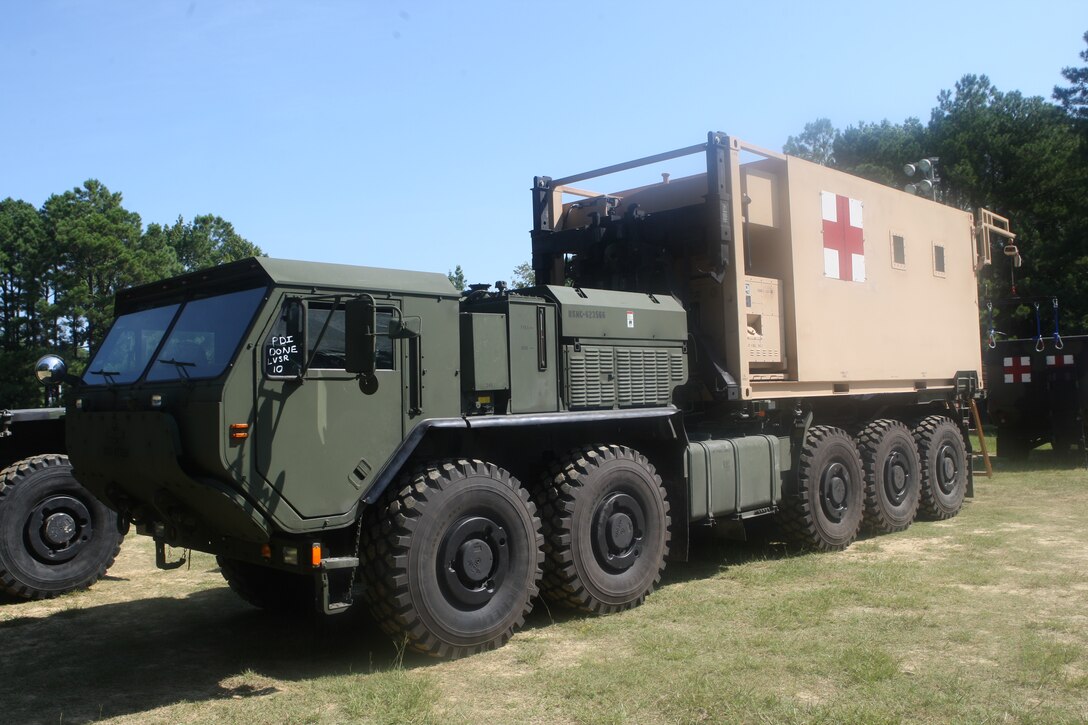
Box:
545 135 983 402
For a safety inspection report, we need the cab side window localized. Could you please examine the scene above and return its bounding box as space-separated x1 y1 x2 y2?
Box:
307 303 395 371
375 309 395 370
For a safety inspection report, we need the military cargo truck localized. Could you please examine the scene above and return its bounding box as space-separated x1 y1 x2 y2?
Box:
42 133 997 657
983 333 1087 460
0 406 124 599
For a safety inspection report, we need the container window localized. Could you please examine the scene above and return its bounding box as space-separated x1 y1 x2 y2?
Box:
891 234 906 270
933 243 946 277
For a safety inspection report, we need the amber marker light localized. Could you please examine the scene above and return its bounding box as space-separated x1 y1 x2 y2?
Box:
260 544 272 559
311 543 322 567
229 423 249 440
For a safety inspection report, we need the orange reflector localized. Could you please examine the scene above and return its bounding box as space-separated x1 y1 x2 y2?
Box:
260 544 272 559
311 543 322 567
229 423 249 440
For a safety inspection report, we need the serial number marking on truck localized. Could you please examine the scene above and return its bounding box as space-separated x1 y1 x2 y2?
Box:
568 309 607 319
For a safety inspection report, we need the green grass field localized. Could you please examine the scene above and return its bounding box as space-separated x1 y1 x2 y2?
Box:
2 456 1086 724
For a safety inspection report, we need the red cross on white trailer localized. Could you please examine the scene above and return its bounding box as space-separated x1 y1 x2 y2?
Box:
1046 354 1074 367
1003 356 1032 383
821 192 865 282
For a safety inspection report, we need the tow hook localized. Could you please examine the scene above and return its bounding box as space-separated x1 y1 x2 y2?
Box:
155 539 186 570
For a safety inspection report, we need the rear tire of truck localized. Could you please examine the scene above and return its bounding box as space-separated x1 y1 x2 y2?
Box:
777 426 864 551
0 454 124 599
216 556 316 613
857 420 921 534
913 416 968 520
533 445 670 614
360 459 542 658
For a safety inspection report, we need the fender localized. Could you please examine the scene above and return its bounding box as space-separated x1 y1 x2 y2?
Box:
359 406 685 506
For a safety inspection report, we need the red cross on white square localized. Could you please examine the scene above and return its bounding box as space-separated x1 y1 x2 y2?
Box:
1003 356 1031 383
822 192 865 282
1046 354 1074 367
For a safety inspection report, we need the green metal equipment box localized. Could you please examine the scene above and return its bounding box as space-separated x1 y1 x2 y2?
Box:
686 435 789 520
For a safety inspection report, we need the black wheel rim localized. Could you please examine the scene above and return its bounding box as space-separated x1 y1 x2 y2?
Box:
935 442 960 495
25 494 93 564
820 461 851 523
591 491 646 573
883 448 911 506
438 515 509 609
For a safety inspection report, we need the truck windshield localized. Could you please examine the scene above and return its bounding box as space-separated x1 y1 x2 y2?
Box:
84 286 266 386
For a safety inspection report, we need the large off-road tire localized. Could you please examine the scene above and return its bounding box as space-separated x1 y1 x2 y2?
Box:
360 459 543 658
534 445 670 614
217 556 316 613
0 454 124 599
776 426 864 551
913 415 968 520
857 419 922 534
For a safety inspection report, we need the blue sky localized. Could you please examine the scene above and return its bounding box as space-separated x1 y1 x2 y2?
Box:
2 1 1084 286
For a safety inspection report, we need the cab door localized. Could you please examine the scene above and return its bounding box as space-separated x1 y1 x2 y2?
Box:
254 298 404 520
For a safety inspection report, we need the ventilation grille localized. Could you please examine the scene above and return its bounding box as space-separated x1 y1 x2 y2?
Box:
567 346 615 409
566 345 686 410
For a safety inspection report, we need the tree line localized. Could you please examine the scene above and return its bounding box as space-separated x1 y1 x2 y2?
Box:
785 32 1088 338
0 180 262 406
447 262 535 292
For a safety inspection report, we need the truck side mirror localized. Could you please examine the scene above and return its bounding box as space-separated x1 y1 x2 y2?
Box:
264 298 305 378
345 296 377 375
35 355 70 386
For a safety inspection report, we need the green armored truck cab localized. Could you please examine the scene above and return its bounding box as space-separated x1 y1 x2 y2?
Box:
54 257 695 655
50 134 993 658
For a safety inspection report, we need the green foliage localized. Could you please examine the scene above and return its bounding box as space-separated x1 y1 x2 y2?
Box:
834 118 927 187
0 180 262 407
0 198 46 351
1054 31 1088 120
447 265 466 292
510 261 535 289
145 214 262 273
783 117 836 165
41 181 163 354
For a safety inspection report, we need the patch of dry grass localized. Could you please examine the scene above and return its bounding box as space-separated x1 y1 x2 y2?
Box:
2 456 1086 724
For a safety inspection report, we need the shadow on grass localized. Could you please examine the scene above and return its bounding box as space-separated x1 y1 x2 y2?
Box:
515 521 807 637
0 586 426 723
989 447 1088 473
0 591 25 605
0 573 133 608
657 518 804 588
2 529 806 722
